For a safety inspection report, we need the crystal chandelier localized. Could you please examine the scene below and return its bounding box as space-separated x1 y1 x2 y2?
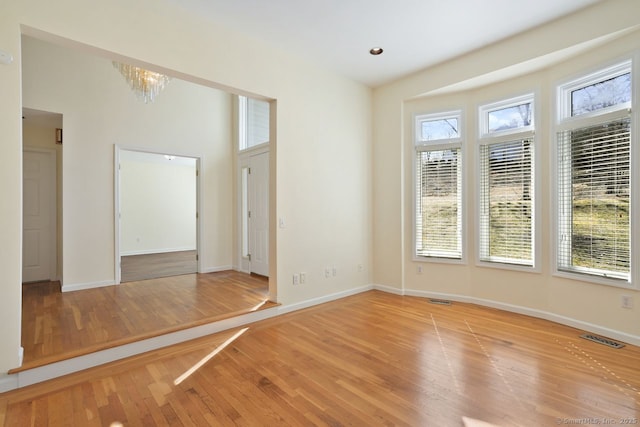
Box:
112 62 171 103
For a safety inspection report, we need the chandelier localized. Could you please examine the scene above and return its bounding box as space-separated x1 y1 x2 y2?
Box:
112 62 171 103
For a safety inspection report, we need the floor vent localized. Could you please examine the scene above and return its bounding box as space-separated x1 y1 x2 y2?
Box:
580 334 625 349
428 299 452 306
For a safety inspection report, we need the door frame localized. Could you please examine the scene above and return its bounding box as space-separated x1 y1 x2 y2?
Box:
22 146 58 283
113 145 203 284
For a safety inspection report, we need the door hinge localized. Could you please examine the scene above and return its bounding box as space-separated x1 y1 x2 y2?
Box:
248 254 251 261
196 212 199 219
248 167 251 174
196 254 199 261
248 211 251 218
196 169 199 177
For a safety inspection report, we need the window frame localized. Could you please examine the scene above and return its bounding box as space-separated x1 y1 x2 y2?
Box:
477 94 539 272
553 59 637 289
413 110 466 264
238 95 270 152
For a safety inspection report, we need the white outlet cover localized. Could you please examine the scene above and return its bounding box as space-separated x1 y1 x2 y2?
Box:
0 50 13 65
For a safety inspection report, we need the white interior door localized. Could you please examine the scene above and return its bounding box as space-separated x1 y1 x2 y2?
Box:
248 151 269 277
23 150 55 283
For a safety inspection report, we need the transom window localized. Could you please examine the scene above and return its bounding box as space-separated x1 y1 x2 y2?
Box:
556 61 633 284
414 111 463 260
238 96 270 151
480 94 534 137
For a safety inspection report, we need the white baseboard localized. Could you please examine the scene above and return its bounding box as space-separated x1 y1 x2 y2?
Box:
120 247 196 256
394 287 640 347
201 265 233 274
61 279 115 293
278 285 375 315
0 373 18 394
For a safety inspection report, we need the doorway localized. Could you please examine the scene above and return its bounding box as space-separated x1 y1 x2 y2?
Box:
115 148 201 283
22 108 62 284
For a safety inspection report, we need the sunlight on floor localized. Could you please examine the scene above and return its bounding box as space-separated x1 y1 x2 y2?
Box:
250 299 268 312
462 416 499 427
174 327 249 386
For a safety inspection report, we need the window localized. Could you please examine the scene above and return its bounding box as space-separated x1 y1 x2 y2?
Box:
556 62 632 283
478 95 535 267
415 111 463 260
239 96 270 151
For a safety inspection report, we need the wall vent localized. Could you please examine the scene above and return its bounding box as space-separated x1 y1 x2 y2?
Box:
580 334 625 349
428 299 452 306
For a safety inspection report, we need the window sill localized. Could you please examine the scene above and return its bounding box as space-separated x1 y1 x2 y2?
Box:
553 270 636 290
476 260 539 274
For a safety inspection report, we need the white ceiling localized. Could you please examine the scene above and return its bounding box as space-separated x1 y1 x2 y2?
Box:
168 0 602 87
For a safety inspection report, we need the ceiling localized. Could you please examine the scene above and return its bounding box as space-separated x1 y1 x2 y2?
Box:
168 0 602 87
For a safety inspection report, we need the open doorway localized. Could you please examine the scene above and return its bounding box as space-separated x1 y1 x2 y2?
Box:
116 148 200 283
22 108 62 284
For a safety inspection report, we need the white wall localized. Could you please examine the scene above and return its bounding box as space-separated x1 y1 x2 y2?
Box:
0 0 372 375
120 151 197 255
21 35 234 289
373 0 640 343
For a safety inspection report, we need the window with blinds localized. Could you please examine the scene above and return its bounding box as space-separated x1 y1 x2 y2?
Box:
415 148 462 258
479 139 533 265
557 118 630 280
414 110 463 260
478 95 535 267
556 61 632 283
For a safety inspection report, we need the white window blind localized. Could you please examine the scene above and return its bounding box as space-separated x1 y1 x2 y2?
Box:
557 117 631 280
479 139 533 265
239 96 270 150
415 148 462 259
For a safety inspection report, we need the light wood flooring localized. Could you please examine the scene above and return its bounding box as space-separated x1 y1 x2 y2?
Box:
2 290 639 425
120 250 198 283
17 271 272 371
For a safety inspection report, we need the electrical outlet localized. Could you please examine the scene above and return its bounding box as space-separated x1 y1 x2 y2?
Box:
332 266 337 277
417 265 423 274
621 295 633 309
293 274 300 285
300 272 307 284
357 264 363 272
324 268 331 278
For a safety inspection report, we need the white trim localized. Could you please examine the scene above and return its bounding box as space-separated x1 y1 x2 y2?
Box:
0 374 19 394
62 279 115 293
277 285 374 315
120 247 197 257
201 265 234 274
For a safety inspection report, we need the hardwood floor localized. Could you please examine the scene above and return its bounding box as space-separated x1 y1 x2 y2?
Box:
3 291 639 426
18 271 273 371
120 250 198 282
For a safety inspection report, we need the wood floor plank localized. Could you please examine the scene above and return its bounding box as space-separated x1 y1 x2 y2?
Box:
2 291 639 425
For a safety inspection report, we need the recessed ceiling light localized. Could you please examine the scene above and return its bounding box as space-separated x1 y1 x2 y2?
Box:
369 47 383 56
